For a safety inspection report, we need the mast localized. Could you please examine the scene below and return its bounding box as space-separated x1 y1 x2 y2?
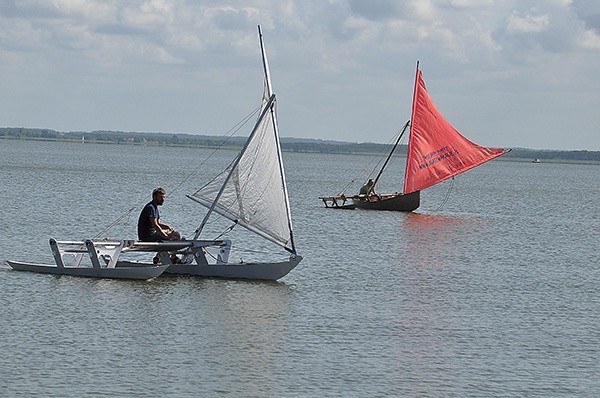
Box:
402 61 420 193
374 62 418 191
191 26 297 255
269 98 297 254
372 120 410 189
409 60 419 146
258 25 296 255
258 25 273 99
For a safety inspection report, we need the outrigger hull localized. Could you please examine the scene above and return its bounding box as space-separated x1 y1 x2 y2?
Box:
6 260 169 280
353 191 420 212
165 255 302 281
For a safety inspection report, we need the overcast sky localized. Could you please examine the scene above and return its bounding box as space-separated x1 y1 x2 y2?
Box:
1 0 599 150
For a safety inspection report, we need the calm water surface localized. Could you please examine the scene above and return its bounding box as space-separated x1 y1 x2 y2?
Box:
0 139 599 397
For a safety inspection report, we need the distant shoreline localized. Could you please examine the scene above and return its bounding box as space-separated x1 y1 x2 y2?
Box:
2 127 599 164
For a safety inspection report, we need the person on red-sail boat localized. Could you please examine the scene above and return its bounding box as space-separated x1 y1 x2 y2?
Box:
359 179 375 196
359 178 381 202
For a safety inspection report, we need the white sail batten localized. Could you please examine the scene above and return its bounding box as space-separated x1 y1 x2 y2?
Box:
188 193 291 250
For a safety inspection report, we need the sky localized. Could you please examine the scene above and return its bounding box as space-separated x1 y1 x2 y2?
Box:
1 0 599 151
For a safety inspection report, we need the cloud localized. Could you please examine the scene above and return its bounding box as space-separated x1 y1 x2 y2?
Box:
506 12 550 33
0 0 599 150
491 1 600 60
347 0 407 21
571 0 600 32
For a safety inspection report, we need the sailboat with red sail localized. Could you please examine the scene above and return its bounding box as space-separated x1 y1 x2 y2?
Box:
319 63 509 211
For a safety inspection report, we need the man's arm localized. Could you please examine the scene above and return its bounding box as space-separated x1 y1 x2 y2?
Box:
150 217 171 239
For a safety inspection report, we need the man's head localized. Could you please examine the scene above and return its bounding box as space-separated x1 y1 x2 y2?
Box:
152 187 166 205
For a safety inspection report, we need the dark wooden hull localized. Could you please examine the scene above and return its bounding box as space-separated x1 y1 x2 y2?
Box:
352 191 420 212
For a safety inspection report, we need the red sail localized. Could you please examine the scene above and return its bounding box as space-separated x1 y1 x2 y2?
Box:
403 69 505 194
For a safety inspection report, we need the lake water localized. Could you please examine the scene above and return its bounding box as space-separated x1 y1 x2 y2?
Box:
0 139 599 397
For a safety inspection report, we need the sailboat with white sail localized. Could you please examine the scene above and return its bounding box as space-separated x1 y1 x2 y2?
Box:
7 26 301 281
320 62 509 211
162 25 302 280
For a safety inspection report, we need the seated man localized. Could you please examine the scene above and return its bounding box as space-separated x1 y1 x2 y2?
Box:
359 179 375 196
138 187 181 263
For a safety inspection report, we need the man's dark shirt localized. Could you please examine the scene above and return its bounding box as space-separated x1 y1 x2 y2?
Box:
137 201 160 241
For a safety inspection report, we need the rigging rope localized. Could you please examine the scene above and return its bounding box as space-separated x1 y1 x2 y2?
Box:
435 177 455 212
214 221 238 240
170 105 261 199
93 105 262 239
93 207 136 239
338 128 406 195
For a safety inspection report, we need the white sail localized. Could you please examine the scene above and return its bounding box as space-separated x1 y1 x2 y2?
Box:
188 26 296 255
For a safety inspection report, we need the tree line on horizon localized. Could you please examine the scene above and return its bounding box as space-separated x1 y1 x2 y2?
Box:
1 127 599 163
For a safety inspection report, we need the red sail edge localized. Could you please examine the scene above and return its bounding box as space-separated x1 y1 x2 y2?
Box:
403 69 505 194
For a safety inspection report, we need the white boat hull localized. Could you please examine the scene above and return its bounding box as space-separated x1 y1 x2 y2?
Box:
8 239 300 281
6 260 169 280
119 255 302 281
167 255 302 280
